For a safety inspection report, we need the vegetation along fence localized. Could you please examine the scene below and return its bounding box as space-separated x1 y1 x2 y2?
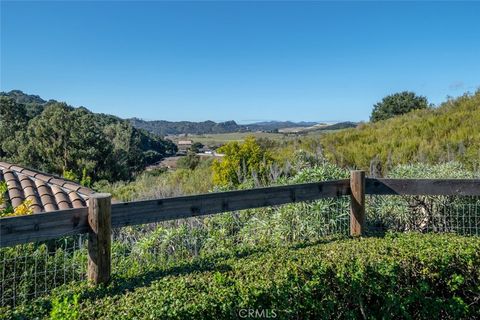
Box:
1 170 479 304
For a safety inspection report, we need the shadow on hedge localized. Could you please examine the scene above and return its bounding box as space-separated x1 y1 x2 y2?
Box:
79 235 346 302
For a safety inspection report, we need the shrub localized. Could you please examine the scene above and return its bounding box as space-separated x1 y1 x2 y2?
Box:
177 151 201 170
50 294 80 320
367 162 480 233
212 136 273 187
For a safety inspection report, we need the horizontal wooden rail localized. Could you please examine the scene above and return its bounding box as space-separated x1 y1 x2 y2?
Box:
365 178 480 196
0 207 88 247
1 177 479 248
0 179 350 247
111 179 350 228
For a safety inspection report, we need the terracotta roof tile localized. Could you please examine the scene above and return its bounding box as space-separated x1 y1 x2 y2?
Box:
9 165 25 172
0 162 12 169
77 187 94 196
35 181 58 211
68 191 86 208
19 169 38 177
3 171 17 183
0 162 93 214
44 202 59 212
62 182 81 192
49 177 67 186
4 171 24 208
51 186 72 210
18 175 43 213
33 173 54 183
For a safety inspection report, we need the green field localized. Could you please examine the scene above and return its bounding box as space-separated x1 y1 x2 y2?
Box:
168 130 333 147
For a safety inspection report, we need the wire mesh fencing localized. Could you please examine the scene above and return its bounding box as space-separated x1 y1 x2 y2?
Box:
110 197 351 277
2 194 479 307
1 197 350 307
0 235 87 307
11 194 480 307
366 195 480 236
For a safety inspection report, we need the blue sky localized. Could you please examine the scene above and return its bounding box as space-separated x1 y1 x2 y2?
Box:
1 1 479 123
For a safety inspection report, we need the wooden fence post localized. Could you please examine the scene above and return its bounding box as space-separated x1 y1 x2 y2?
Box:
350 170 365 236
88 193 112 285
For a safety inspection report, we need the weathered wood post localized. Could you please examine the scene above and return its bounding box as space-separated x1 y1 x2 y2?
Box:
88 193 112 284
350 170 365 236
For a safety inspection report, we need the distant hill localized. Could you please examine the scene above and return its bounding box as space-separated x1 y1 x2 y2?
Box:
245 121 318 132
129 118 320 135
320 91 480 172
0 90 51 118
129 118 245 136
2 90 48 105
279 121 357 133
0 90 177 182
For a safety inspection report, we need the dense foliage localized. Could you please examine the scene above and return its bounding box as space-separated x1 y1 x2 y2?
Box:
0 91 177 181
370 91 430 122
321 91 480 172
212 137 274 187
2 233 479 319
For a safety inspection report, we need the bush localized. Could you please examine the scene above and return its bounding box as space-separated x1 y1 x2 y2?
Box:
2 233 479 319
212 136 273 187
50 294 80 320
177 151 201 170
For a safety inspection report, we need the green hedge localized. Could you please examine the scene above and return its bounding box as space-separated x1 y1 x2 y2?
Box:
2 233 480 319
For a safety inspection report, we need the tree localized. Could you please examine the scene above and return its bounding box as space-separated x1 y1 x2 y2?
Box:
0 97 29 158
0 90 180 182
190 142 204 153
24 103 110 178
370 91 429 122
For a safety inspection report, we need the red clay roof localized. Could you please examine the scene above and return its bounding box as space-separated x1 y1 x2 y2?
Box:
0 161 94 213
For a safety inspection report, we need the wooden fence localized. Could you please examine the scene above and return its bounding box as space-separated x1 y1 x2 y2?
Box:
1 170 479 284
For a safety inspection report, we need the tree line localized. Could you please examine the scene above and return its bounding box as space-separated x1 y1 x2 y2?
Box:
0 91 177 183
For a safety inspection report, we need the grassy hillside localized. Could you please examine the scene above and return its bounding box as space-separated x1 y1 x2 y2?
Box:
2 233 479 319
320 91 480 172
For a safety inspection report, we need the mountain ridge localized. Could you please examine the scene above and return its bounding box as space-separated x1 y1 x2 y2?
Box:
128 118 321 136
1 90 355 136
